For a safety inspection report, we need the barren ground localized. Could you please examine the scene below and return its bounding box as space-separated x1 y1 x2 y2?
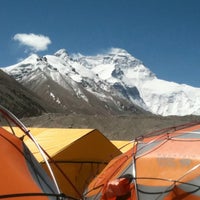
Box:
21 113 200 140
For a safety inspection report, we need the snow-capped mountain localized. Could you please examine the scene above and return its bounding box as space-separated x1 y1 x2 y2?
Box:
3 48 200 116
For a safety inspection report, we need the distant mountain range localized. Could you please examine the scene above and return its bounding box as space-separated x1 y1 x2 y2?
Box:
2 48 200 117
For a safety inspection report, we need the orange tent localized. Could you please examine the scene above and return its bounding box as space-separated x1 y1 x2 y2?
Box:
85 122 200 200
0 105 65 200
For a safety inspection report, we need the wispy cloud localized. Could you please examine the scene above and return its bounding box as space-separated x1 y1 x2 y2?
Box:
13 33 51 52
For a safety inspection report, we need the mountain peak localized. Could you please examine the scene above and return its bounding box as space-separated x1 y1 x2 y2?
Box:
54 49 69 60
108 48 131 56
22 53 39 63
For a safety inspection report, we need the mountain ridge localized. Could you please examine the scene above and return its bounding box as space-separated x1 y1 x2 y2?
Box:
2 48 200 116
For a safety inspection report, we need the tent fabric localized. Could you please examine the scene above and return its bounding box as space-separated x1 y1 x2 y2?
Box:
84 122 200 200
0 127 60 200
7 127 122 199
27 128 122 199
85 148 134 199
24 128 121 162
111 140 134 153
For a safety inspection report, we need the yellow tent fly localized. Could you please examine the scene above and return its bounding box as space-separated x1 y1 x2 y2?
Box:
4 127 121 199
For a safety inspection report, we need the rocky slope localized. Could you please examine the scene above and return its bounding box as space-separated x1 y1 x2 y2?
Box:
0 69 58 117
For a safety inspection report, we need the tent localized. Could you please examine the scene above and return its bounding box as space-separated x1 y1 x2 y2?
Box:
85 122 200 200
27 128 122 199
111 140 134 153
0 106 65 200
4 127 122 199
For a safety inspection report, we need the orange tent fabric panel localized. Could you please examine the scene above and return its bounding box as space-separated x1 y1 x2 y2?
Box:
0 127 49 200
136 139 200 186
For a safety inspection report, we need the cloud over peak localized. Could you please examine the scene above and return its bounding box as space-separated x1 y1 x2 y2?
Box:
13 33 51 52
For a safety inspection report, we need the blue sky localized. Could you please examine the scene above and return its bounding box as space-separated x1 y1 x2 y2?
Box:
1 0 200 87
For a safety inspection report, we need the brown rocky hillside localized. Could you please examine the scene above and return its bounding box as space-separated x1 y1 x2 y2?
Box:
21 113 200 140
